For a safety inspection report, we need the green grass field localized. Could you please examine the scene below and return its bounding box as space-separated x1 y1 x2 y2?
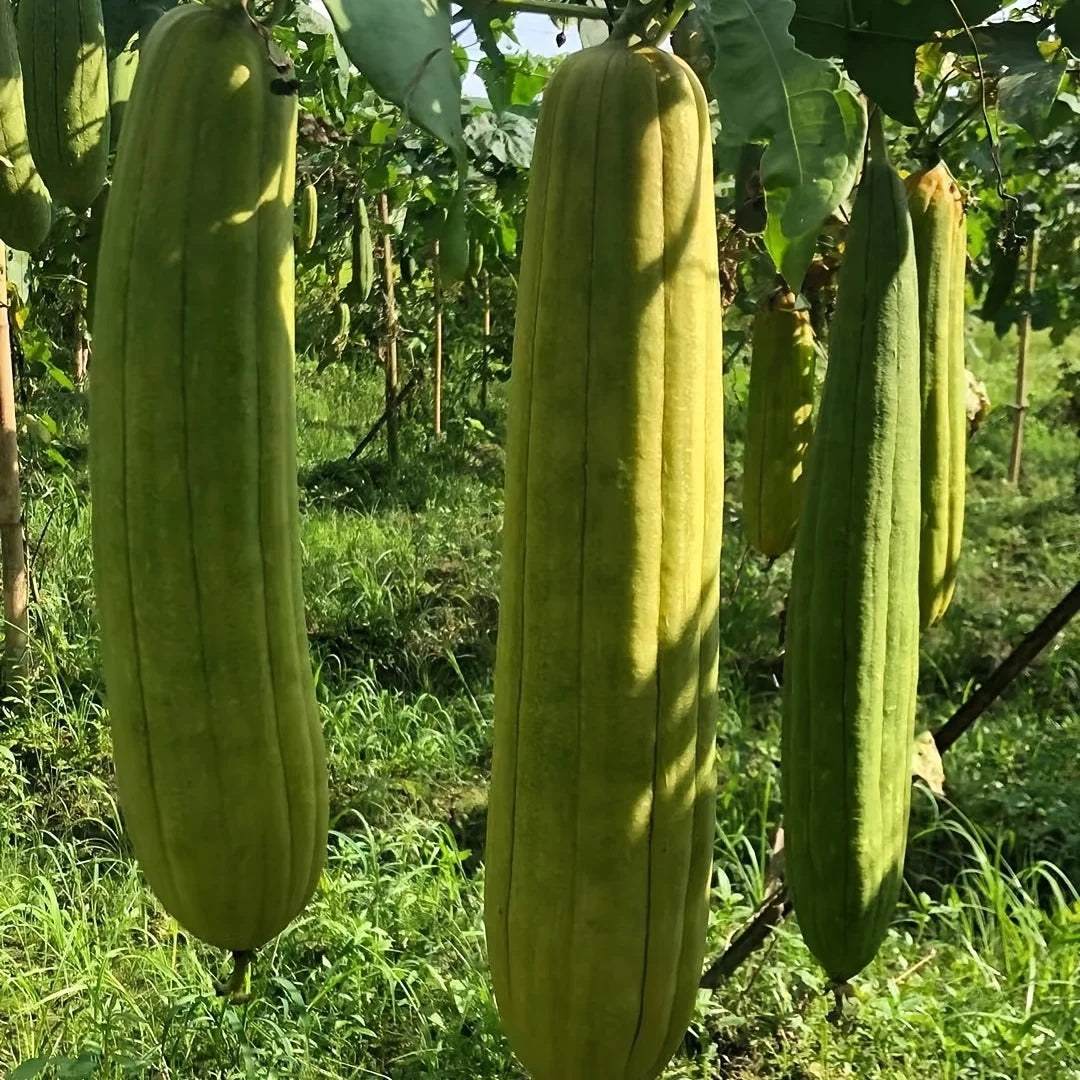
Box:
1 317 1077 1080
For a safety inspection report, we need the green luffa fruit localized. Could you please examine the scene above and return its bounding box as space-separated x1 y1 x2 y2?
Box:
89 4 329 955
109 33 140 150
467 239 484 282
742 288 816 558
18 0 110 209
334 299 350 345
439 195 469 286
780 115 921 984
979 234 1021 322
0 0 51 251
298 181 318 254
485 40 723 1080
346 198 373 303
906 162 967 629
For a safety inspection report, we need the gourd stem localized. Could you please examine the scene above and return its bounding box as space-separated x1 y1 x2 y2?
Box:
647 0 691 46
215 950 254 1002
611 0 666 42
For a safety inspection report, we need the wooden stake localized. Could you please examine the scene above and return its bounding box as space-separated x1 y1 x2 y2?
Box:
433 239 443 437
1008 228 1039 486
0 246 29 684
378 193 400 471
481 269 491 410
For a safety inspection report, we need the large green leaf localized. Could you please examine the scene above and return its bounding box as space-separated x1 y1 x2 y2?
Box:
100 0 177 56
297 1 353 96
705 0 866 293
577 0 611 46
791 0 1000 124
1058 0 1080 55
464 109 538 170
949 22 1067 137
322 0 466 164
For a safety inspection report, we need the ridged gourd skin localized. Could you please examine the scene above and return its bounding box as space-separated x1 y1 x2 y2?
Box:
89 4 329 954
742 288 816 558
0 0 52 252
905 162 967 629
298 181 318 254
780 118 922 984
335 299 350 343
484 41 723 1080
18 0 110 210
347 198 373 303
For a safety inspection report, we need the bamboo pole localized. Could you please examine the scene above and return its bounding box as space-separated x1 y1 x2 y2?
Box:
0 246 29 684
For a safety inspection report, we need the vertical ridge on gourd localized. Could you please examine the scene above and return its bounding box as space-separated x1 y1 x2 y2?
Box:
780 115 921 983
742 288 816 558
906 162 967 628
18 0 110 210
0 0 51 252
484 40 723 1080
90 4 328 954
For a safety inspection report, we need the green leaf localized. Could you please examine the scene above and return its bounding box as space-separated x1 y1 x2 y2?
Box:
949 22 1067 137
7 1059 49 1080
1058 0 1080 55
4 246 29 302
578 0 610 47
296 2 334 36
100 0 177 56
705 0 866 293
672 6 715 100
322 0 466 165
464 110 537 170
791 0 1000 124
465 11 512 110
912 730 945 797
1000 56 1067 136
497 214 518 256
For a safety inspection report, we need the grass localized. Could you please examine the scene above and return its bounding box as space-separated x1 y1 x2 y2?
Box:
0 315 1077 1079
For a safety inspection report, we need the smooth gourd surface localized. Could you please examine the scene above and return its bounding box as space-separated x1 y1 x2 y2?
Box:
743 289 816 558
906 162 968 629
90 4 328 954
0 0 51 251
18 0 110 209
485 40 723 1080
781 124 922 984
